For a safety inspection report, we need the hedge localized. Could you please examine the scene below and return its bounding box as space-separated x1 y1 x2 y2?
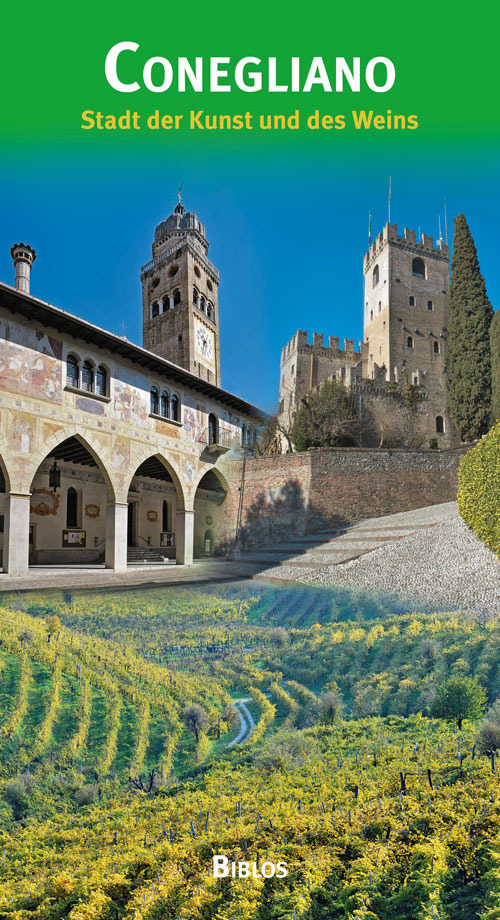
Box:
458 423 500 557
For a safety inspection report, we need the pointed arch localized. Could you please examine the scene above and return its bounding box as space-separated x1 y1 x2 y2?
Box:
124 448 187 511
26 430 117 501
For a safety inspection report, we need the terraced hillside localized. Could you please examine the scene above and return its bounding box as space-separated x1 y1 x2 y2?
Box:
0 583 499 918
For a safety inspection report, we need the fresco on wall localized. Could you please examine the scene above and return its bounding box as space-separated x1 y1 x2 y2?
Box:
113 380 149 425
0 320 62 402
12 412 35 454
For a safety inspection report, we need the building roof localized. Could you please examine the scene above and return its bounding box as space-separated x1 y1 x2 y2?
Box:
0 281 264 420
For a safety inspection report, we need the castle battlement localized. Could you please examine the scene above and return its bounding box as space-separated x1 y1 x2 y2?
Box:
363 222 450 271
281 329 362 364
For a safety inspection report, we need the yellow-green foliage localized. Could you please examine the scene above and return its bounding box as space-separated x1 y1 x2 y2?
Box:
458 424 500 556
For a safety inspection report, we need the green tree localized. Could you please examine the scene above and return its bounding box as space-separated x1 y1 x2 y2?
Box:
446 213 493 441
290 378 360 451
490 310 500 422
432 675 486 730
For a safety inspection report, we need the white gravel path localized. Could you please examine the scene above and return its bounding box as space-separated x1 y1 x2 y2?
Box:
273 503 500 615
227 698 255 747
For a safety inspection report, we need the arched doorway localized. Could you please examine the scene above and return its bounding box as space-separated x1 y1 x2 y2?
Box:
193 469 230 557
125 454 186 565
28 436 114 566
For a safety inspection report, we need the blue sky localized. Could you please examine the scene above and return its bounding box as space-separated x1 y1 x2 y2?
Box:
0 146 498 411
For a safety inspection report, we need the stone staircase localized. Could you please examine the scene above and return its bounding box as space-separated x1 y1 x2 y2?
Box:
226 518 440 582
127 545 168 565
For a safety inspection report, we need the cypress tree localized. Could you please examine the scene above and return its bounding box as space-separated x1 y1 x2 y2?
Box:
490 310 500 423
446 214 493 441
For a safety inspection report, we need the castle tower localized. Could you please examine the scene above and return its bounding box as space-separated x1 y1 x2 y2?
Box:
10 243 36 294
363 222 458 446
140 198 221 385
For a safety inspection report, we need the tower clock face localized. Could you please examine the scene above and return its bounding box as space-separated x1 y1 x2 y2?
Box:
195 323 214 361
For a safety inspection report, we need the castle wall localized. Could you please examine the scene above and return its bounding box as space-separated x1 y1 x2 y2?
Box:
236 445 471 545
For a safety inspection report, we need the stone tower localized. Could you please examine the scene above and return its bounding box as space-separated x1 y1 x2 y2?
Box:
140 199 221 385
363 222 458 447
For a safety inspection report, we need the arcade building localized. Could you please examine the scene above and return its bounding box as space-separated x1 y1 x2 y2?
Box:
0 200 262 576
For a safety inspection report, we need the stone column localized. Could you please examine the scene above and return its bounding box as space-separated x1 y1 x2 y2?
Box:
158 299 164 314
105 501 128 571
169 294 174 310
3 492 31 576
176 509 194 565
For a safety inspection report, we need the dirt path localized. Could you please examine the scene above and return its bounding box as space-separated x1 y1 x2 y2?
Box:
227 698 255 747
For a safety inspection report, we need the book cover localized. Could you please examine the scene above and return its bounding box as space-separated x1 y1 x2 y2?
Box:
0 2 499 917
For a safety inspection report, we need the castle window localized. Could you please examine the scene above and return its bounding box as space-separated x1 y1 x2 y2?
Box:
173 289 181 306
168 265 178 277
433 341 440 354
207 279 213 292
413 376 418 385
170 394 180 422
193 286 198 305
200 296 206 313
96 366 107 397
152 301 160 317
194 265 201 278
152 277 160 288
67 354 79 388
81 361 94 392
162 500 169 532
160 390 170 418
412 257 425 278
436 415 445 434
66 487 78 528
373 264 379 287
409 296 415 306
150 386 159 415
208 413 218 445
407 336 413 348
428 300 433 311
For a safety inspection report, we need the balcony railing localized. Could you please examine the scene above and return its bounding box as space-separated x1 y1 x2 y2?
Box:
199 427 238 454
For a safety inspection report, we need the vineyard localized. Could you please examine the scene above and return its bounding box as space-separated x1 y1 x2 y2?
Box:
0 582 499 918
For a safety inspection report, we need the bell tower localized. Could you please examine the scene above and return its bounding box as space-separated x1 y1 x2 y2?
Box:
140 196 221 385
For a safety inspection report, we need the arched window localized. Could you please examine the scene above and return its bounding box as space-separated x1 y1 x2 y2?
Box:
193 286 198 305
170 394 180 421
427 300 433 311
81 361 94 392
207 302 214 321
436 415 445 434
412 257 425 278
433 341 440 354
200 296 206 313
152 301 160 317
407 336 413 348
160 390 170 418
96 366 107 397
173 289 181 306
150 386 159 415
66 487 78 528
208 413 218 445
67 354 79 388
162 500 169 532
409 296 415 306
373 264 379 287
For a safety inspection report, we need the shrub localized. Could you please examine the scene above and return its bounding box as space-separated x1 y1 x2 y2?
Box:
74 785 97 806
458 424 500 557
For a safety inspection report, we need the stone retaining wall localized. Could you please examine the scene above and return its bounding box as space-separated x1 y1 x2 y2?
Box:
236 446 471 547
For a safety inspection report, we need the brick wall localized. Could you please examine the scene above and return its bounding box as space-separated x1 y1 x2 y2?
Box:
235 446 471 547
